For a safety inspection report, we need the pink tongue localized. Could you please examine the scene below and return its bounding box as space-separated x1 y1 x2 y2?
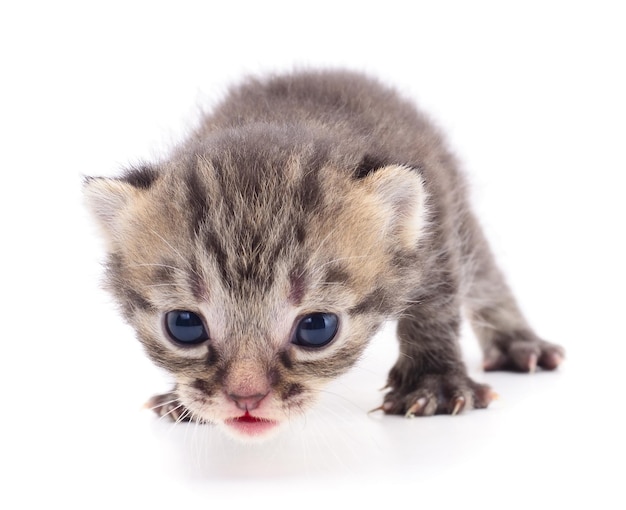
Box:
236 412 262 423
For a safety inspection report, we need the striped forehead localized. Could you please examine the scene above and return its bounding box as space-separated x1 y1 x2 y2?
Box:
179 152 325 295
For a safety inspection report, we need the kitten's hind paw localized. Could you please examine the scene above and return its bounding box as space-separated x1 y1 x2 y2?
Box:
382 373 496 417
483 332 565 373
145 391 194 423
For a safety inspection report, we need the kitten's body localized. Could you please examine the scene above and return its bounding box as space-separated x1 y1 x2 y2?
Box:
85 70 563 441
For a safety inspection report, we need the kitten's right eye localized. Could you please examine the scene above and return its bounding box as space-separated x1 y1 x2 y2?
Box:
164 310 209 345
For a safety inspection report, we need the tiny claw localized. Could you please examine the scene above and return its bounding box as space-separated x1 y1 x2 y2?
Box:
368 404 386 414
371 401 395 414
528 353 538 373
550 353 563 367
405 397 428 418
451 396 465 416
489 391 500 401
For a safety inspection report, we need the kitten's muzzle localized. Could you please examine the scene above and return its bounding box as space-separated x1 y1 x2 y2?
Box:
227 391 269 411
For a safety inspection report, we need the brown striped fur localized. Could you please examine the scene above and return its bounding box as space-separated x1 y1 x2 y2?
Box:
85 70 563 441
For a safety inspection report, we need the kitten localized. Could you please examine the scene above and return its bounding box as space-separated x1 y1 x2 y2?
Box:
84 70 564 442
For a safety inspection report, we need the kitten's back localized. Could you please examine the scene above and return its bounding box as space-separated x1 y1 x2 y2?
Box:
191 71 448 173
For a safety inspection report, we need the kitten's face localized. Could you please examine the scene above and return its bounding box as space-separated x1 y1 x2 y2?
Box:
85 136 426 441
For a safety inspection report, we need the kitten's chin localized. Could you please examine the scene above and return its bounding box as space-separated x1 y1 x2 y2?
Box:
220 413 283 443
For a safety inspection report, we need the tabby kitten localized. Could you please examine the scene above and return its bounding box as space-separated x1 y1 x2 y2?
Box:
84 70 564 442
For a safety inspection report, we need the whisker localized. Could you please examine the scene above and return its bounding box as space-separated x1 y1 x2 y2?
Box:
304 225 342 270
297 223 349 278
147 227 202 279
191 411 206 469
144 283 181 289
310 410 354 472
127 263 189 276
316 255 369 271
159 402 185 422
146 397 180 412
176 408 192 424
397 350 416 362
317 388 366 414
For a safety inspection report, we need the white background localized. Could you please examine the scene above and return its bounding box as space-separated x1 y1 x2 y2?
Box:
2 1 625 508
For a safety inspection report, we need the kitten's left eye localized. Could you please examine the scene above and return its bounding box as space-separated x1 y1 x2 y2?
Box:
292 313 339 348
164 310 209 345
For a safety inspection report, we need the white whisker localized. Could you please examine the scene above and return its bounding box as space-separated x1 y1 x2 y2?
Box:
176 408 191 424
145 283 180 289
317 388 366 414
303 225 342 270
316 255 369 271
147 227 202 279
146 397 179 412
159 402 185 422
127 262 188 275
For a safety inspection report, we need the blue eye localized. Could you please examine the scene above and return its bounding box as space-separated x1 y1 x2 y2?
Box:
164 310 209 345
293 313 339 348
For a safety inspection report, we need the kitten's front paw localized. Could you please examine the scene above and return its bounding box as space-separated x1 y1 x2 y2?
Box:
145 391 195 422
483 332 565 373
382 373 495 417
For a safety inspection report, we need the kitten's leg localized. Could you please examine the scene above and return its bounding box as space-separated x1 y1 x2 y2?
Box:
144 390 195 422
383 295 496 416
461 214 565 372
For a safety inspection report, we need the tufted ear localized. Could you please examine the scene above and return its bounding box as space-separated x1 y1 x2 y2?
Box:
83 166 159 247
83 176 139 247
359 164 428 249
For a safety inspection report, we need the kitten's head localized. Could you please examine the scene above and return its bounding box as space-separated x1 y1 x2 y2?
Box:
85 128 427 441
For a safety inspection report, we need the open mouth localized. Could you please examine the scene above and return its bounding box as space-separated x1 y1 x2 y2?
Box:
225 411 279 437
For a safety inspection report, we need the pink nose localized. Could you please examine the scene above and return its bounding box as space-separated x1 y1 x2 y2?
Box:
227 391 268 411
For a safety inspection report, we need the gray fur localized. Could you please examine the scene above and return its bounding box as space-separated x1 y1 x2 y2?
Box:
85 70 564 440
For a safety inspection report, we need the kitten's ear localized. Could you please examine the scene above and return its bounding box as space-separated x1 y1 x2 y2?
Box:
360 165 428 249
83 166 159 245
83 177 139 245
